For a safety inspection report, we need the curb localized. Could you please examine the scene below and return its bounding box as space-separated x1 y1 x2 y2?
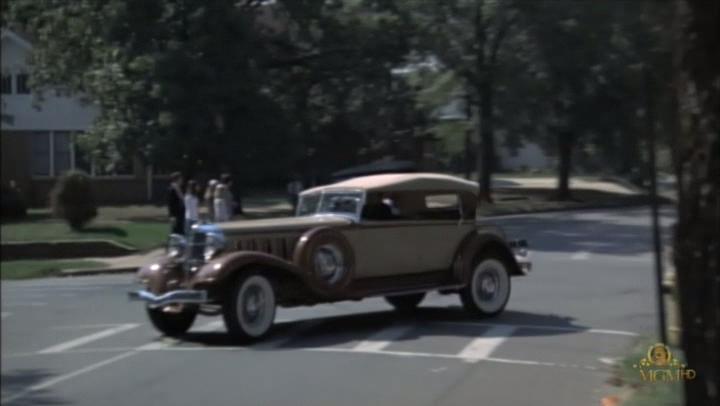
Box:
60 266 139 277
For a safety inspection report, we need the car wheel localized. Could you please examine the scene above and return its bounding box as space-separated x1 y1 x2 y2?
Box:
146 305 198 337
223 271 276 342
385 293 426 312
459 253 511 317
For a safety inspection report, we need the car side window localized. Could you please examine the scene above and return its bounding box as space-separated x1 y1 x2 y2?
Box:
418 193 461 220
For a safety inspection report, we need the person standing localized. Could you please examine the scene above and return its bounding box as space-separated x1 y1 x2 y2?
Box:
213 182 230 222
184 179 200 233
287 176 303 212
204 179 218 222
216 173 235 221
166 172 185 235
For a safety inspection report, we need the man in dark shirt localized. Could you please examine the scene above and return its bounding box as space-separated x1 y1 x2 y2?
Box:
167 172 185 235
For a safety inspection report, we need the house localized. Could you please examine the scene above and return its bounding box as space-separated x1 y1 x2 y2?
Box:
1 29 166 206
431 91 553 172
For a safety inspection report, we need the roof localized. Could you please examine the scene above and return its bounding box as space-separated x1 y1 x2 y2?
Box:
300 173 479 196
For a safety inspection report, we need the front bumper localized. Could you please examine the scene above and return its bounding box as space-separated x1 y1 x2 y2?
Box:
509 239 532 274
128 289 209 306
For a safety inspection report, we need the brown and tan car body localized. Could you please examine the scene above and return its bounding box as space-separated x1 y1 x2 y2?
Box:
135 173 530 308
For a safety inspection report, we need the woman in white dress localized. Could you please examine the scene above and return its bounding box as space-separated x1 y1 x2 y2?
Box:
213 183 230 222
204 179 218 222
184 180 200 233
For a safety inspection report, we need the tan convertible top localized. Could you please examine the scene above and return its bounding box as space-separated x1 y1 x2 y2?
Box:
300 173 479 196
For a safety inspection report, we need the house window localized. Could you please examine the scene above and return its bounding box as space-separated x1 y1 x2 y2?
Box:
1 74 11 94
16 73 30 94
30 132 51 176
53 132 72 175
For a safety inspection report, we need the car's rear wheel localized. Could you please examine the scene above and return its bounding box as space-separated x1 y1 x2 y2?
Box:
146 305 198 337
385 293 426 312
459 253 511 317
223 272 276 342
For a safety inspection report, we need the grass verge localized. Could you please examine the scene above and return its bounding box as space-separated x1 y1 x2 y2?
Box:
1 260 105 279
1 221 168 251
609 338 684 406
477 188 665 217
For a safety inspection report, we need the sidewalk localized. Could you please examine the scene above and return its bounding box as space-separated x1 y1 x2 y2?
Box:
61 248 165 276
492 175 641 195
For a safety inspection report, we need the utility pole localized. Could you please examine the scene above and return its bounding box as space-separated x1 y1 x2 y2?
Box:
644 66 667 344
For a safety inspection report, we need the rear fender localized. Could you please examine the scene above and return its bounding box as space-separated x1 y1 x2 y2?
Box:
453 231 522 283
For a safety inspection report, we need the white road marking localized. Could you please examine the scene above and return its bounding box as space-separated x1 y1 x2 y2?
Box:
432 321 639 337
38 323 139 354
598 357 620 365
1 312 11 319
571 251 591 260
2 302 47 307
51 323 130 330
352 324 413 352
457 325 516 362
305 348 598 370
1 350 139 404
193 320 224 332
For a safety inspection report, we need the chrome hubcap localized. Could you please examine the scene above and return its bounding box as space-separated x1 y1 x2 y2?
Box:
236 276 275 337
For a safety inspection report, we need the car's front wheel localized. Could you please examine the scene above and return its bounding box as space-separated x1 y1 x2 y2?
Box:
459 254 511 317
385 293 426 312
146 305 198 337
223 272 276 342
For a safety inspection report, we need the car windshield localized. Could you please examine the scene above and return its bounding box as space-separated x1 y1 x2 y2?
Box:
297 191 363 217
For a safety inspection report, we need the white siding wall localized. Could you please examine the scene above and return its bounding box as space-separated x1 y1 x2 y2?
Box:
498 142 554 171
1 37 98 132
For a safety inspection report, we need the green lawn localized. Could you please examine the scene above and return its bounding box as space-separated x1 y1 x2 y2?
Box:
0 259 105 279
612 339 684 406
1 220 168 251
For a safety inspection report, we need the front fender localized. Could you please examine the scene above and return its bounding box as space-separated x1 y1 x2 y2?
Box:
136 257 184 294
192 251 304 287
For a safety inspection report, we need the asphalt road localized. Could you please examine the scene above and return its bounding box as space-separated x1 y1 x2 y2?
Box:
1 207 675 406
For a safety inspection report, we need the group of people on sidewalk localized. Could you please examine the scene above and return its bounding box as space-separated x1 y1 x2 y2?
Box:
167 172 235 235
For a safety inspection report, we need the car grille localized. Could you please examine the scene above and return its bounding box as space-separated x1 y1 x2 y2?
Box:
188 229 206 261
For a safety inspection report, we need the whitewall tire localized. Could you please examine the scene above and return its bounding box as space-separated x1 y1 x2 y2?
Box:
223 272 276 342
460 255 511 317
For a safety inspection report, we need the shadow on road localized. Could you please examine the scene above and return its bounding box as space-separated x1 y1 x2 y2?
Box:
1 369 69 405
179 308 590 349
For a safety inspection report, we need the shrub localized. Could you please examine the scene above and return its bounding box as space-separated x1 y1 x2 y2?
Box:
1 182 27 220
50 170 97 230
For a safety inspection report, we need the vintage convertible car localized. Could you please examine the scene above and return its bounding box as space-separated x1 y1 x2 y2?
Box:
129 173 531 341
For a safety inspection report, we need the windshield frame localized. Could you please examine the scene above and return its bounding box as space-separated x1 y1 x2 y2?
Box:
296 188 366 221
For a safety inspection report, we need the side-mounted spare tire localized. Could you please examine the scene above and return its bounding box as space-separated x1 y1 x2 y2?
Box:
293 227 355 296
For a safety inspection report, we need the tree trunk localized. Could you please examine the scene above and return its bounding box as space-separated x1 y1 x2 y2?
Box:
474 0 493 203
477 79 495 203
555 130 574 200
674 1 720 405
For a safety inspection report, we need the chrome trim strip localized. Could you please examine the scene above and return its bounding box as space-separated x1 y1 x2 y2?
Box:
127 289 208 306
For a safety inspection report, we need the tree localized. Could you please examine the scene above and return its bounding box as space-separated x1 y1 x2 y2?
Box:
6 0 293 182
402 0 517 202
673 0 720 404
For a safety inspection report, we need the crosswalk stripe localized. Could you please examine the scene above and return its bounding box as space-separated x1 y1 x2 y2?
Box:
352 324 413 352
457 325 516 362
38 323 139 354
193 320 224 332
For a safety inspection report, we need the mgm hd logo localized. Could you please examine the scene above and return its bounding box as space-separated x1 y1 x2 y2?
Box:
633 343 696 382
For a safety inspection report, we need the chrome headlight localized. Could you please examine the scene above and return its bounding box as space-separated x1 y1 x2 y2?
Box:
203 231 226 261
167 234 187 258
